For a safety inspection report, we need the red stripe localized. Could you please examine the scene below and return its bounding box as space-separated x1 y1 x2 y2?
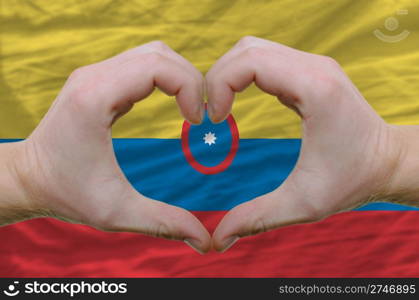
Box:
0 211 418 277
181 108 239 175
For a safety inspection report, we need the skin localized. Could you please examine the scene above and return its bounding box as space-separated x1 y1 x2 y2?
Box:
206 36 419 252
1 37 418 254
0 41 210 254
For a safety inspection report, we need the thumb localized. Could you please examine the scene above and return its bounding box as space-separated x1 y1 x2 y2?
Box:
92 190 211 254
212 184 323 252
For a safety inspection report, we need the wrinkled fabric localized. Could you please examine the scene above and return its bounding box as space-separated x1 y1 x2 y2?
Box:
1 0 419 277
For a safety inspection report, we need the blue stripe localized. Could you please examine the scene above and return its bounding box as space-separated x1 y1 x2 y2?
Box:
1 139 417 211
115 138 298 210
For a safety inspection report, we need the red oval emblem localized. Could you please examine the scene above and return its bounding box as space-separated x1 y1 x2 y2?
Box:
181 112 239 175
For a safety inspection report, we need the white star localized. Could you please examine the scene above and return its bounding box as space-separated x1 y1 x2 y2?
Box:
203 132 217 146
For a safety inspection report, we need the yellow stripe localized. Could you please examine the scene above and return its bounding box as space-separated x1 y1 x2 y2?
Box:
1 0 418 139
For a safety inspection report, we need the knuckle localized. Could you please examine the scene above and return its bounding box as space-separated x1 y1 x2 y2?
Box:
306 68 343 98
316 75 342 97
66 85 86 106
68 66 89 83
237 35 258 48
66 82 97 112
300 201 325 222
247 217 268 236
235 200 270 237
306 55 344 98
142 51 166 65
89 208 118 231
65 66 101 111
242 45 266 60
320 55 341 70
153 222 173 240
148 40 170 52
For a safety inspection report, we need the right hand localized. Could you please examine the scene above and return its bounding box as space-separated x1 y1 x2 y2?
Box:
207 36 402 252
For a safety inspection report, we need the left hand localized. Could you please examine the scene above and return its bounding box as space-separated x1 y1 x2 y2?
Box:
10 41 211 254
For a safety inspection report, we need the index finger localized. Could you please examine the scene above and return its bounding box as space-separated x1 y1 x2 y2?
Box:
64 41 205 125
205 36 332 123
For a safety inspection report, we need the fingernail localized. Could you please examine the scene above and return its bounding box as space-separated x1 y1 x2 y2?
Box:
208 102 217 123
219 235 239 253
184 238 205 255
188 102 204 125
197 102 204 124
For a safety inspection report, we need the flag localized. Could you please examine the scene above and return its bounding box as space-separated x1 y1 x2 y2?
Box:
1 0 419 277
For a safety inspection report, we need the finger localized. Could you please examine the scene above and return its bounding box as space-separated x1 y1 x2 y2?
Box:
106 41 205 97
105 41 203 78
208 36 303 76
94 189 211 254
206 51 303 123
67 42 204 124
205 36 322 123
212 182 323 252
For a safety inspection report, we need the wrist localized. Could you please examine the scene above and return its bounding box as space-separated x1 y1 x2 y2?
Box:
0 141 43 225
378 124 419 207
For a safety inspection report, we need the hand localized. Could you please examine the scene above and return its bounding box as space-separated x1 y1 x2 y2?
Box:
207 36 403 252
10 41 211 254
